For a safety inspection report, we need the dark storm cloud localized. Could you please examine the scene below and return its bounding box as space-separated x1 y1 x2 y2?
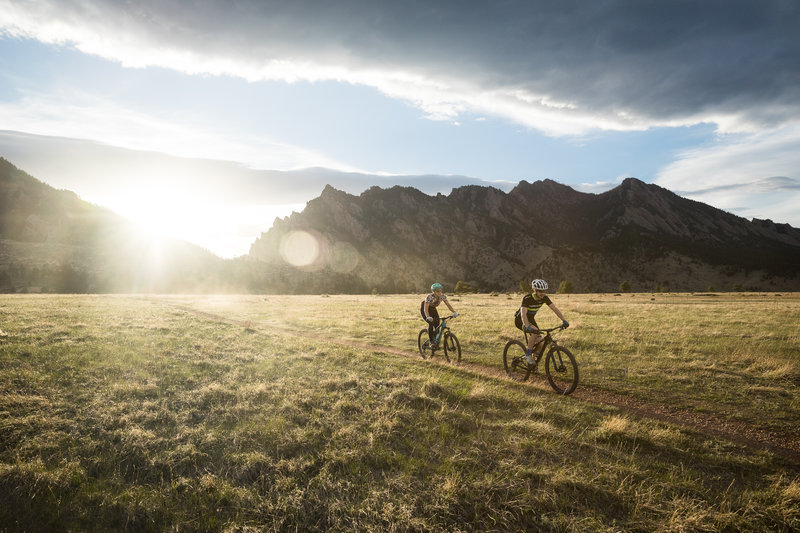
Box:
170 0 800 126
5 0 799 131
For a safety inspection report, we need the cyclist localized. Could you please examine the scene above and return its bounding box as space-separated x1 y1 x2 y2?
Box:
420 282 458 348
515 279 569 365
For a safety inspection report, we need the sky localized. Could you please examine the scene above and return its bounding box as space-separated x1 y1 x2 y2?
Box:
1 0 799 258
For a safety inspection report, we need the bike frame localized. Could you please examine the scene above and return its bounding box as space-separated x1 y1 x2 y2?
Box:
431 315 455 345
522 325 563 360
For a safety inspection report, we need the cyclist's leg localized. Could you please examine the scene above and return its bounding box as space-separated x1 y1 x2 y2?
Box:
527 319 543 353
419 302 432 345
428 308 440 343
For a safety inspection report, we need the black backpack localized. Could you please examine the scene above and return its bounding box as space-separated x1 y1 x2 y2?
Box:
513 309 523 330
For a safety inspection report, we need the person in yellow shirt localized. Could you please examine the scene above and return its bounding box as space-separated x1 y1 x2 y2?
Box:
514 279 569 365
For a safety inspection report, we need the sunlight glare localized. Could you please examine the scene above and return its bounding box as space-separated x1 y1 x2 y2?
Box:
104 184 201 244
91 177 305 258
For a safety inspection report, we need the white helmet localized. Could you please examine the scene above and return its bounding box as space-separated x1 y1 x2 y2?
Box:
531 279 548 291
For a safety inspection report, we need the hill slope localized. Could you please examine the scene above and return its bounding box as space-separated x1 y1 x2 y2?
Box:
0 158 233 293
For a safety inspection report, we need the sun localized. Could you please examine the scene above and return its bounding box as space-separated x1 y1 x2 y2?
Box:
100 183 212 246
95 182 305 258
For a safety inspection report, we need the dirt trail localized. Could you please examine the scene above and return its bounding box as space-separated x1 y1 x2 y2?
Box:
166 302 800 464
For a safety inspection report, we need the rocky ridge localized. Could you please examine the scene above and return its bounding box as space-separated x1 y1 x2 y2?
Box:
249 178 800 293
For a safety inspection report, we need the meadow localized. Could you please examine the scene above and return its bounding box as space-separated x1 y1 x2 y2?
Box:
1 293 798 532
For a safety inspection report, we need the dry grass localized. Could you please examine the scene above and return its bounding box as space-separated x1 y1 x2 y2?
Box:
163 292 800 437
0 294 798 532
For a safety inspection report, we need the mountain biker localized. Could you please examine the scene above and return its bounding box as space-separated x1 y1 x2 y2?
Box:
515 279 569 365
420 282 458 348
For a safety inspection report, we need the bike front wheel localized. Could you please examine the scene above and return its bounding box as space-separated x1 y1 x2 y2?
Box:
417 329 433 359
443 331 461 363
545 346 579 395
503 340 531 381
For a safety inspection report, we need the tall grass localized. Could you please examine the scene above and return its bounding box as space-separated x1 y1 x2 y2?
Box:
0 294 798 531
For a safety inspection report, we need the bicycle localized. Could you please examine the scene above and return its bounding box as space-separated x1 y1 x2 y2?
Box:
502 324 578 395
417 315 461 363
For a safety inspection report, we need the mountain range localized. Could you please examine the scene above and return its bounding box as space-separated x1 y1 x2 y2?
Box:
2 157 799 293
249 178 800 293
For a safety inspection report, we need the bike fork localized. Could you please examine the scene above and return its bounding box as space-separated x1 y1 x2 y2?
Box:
550 349 566 371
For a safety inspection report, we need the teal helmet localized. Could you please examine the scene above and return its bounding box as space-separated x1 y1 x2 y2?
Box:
431 282 444 292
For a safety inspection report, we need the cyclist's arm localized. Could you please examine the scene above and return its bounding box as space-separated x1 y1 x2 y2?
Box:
548 302 566 322
444 300 455 313
520 306 532 328
423 301 432 320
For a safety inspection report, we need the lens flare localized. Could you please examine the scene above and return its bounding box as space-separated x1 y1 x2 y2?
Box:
329 241 360 273
279 230 320 267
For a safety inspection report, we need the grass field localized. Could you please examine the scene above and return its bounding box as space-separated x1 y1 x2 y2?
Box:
1 293 799 532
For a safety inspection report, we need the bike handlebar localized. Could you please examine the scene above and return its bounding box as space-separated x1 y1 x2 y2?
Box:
528 324 567 334
440 315 457 320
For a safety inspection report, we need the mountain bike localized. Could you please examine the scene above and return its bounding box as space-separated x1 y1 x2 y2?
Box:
418 315 461 363
503 324 578 395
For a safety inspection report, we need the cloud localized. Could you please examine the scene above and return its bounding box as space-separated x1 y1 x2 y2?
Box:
683 176 800 196
655 123 800 189
0 88 352 170
655 123 800 226
2 0 798 136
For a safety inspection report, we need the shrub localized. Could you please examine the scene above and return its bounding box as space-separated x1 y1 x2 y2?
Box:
455 281 478 294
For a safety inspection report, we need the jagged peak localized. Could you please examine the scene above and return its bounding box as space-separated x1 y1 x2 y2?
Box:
510 178 580 194
619 177 645 186
319 183 349 197
358 184 432 202
450 183 506 194
448 183 507 203
601 177 674 201
315 184 361 205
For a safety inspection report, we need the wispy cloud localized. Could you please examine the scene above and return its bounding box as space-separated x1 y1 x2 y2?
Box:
0 88 353 170
655 123 800 225
656 124 800 190
681 176 800 196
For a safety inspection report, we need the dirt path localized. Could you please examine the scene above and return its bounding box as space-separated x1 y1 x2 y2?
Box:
166 302 800 463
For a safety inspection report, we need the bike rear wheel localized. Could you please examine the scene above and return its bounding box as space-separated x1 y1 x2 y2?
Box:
443 331 461 363
503 340 531 381
417 329 433 359
545 346 578 395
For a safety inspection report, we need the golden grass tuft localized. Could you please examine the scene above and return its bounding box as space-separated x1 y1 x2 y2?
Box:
648 426 685 446
783 479 800 503
596 415 632 437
